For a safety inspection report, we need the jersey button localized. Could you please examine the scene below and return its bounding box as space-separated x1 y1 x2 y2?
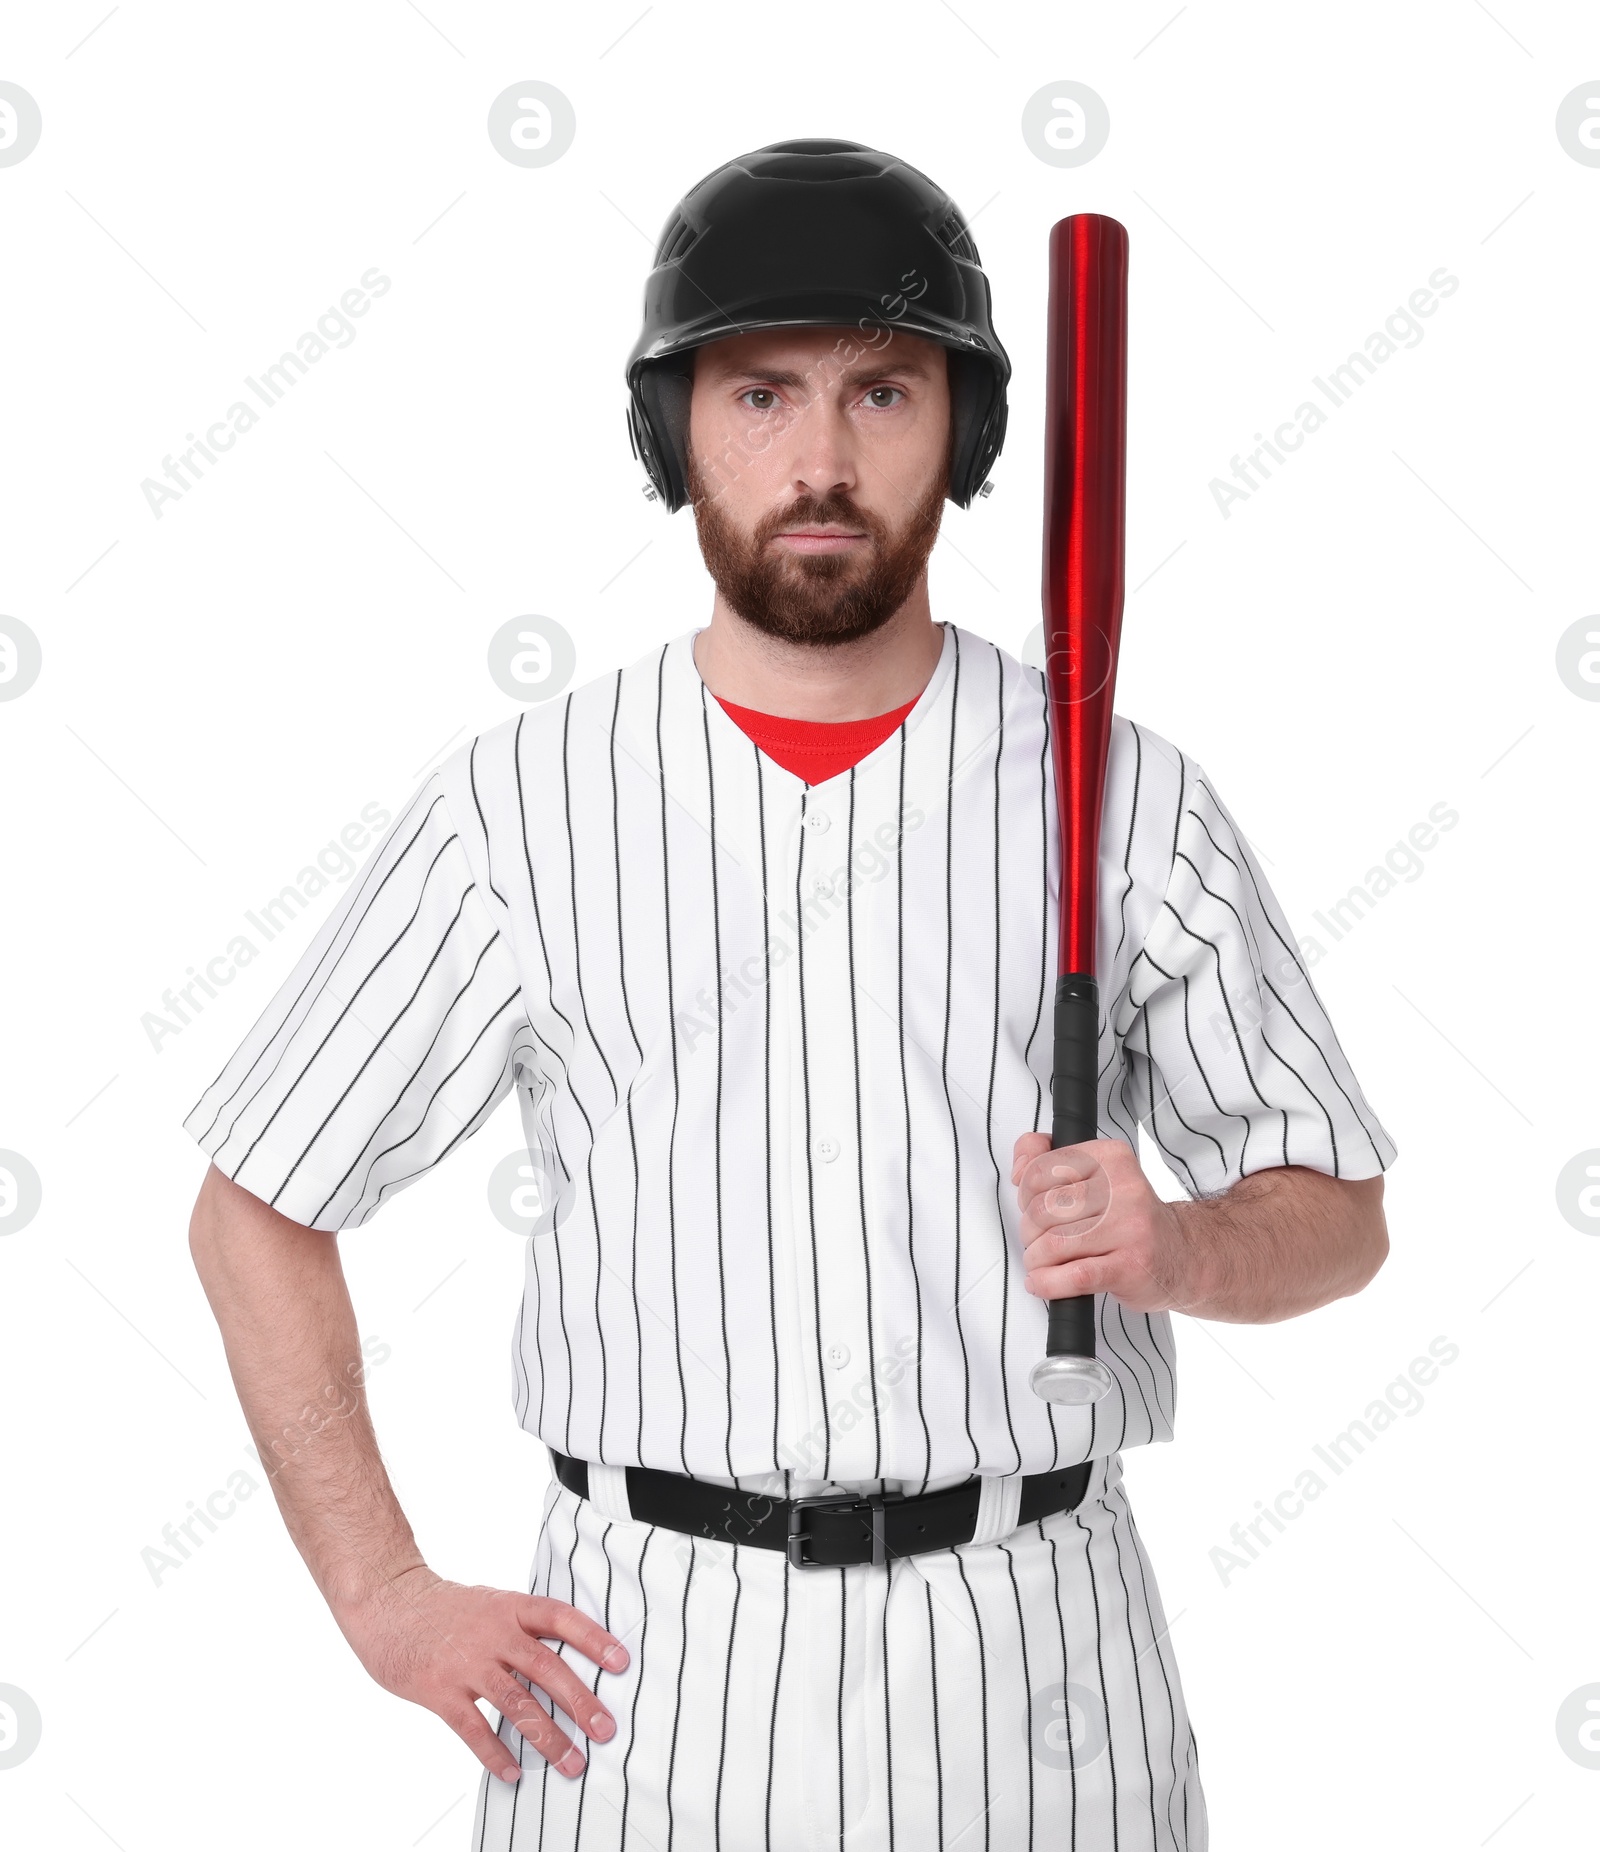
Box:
815 1136 840 1163
804 810 831 833
811 875 833 898
826 1343 851 1369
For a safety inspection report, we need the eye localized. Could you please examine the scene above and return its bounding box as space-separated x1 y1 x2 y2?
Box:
863 385 905 409
739 387 779 410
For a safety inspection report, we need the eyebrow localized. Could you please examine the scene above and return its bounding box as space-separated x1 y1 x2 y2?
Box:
713 356 937 388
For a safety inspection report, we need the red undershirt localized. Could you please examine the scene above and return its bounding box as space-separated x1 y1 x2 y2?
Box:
715 693 918 785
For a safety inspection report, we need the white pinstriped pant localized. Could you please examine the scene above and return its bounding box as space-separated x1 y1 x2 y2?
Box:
471 1452 1206 1850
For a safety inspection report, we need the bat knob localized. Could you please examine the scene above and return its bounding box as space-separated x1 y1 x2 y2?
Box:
1029 1354 1115 1405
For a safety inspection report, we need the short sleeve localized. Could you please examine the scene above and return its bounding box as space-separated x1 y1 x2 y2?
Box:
1119 758 1398 1194
184 773 534 1231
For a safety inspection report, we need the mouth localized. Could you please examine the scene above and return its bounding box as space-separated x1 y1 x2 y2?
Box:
771 526 868 555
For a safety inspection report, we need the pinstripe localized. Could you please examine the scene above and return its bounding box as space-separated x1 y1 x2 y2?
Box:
561 698 619 1110
881 1569 897 1851
937 631 978 1473
608 671 646 1467
574 1514 619 1850
834 1565 848 1843
924 1575 945 1843
983 644 1023 1477
618 1526 660 1845
1075 1501 1122 1852
755 749 781 1474
764 1562 791 1851
515 711 594 1154
845 768 884 1479
711 1546 743 1850
699 684 734 1477
470 734 510 909
1021 677 1051 1139
894 723 933 1496
655 647 690 1474
998 1540 1036 1851
515 710 591 1455
546 1516 584 1852
563 698 618 1467
952 1550 992 1849
664 1538 691 1850
1121 1501 1186 1852
1044 1527 1079 1850
1105 1496 1160 1847
795 785 827 1479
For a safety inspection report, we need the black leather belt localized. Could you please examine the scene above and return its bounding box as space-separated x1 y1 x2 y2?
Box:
547 1447 1092 1568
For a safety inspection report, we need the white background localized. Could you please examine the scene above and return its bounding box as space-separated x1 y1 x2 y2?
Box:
2 2 1597 1847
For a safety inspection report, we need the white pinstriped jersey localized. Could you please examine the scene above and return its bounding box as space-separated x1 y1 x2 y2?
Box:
185 621 1395 1494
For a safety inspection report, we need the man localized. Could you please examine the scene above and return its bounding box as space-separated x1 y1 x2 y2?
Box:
185 140 1395 1851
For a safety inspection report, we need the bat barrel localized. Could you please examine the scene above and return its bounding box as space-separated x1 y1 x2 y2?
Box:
1042 213 1128 980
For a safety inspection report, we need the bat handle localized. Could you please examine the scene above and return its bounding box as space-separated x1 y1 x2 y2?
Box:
1028 973 1116 1406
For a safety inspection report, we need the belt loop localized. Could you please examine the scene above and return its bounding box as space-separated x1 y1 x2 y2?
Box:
586 1461 633 1523
968 1472 1024 1547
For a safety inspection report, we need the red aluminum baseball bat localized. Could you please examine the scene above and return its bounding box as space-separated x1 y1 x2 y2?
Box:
1029 213 1128 1407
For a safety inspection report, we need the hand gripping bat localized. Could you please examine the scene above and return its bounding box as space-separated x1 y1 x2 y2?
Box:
1027 213 1128 1408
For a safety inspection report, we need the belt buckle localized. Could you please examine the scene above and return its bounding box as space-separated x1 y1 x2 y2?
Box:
786 1492 886 1569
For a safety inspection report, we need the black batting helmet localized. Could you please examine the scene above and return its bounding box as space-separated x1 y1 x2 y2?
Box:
625 138 1011 512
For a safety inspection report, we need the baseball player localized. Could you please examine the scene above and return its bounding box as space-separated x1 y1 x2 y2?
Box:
185 140 1395 1851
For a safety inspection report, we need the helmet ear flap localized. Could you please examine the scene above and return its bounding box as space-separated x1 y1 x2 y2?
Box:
946 348 1006 508
630 355 696 512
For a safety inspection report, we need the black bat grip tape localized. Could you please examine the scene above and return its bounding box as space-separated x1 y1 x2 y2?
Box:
1046 973 1099 1359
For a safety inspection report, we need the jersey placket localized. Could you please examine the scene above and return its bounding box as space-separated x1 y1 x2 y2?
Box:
785 778 877 1487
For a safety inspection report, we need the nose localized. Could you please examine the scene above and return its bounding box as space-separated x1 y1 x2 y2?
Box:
786 393 858 503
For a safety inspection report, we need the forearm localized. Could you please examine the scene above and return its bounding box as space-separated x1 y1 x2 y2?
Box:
188 1163 423 1613
1173 1166 1388 1324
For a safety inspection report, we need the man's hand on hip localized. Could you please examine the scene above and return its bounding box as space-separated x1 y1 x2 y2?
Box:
332 1565 631 1785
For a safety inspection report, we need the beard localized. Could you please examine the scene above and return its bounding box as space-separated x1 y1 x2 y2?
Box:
686 451 948 649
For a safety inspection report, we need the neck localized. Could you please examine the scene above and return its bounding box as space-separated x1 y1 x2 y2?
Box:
692 582 944 721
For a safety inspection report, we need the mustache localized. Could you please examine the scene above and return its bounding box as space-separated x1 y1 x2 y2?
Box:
756 494 882 544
